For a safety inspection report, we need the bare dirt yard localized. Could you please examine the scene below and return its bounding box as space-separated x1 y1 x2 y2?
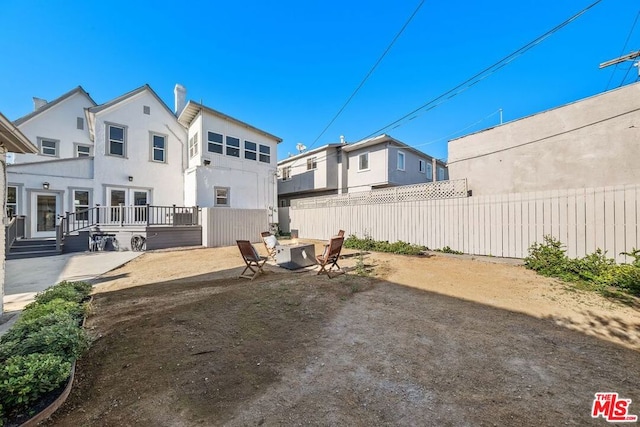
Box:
45 242 640 426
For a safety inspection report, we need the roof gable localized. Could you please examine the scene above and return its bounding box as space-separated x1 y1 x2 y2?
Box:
88 84 178 121
13 86 96 126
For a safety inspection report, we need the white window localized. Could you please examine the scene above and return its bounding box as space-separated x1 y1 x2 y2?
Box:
6 186 17 217
358 152 369 171
189 132 199 158
108 124 126 157
75 144 92 157
76 117 84 130
426 163 433 180
38 137 58 157
151 133 166 163
437 167 445 181
215 187 230 207
244 141 257 160
73 190 90 221
226 136 240 157
282 166 291 180
259 144 270 163
307 157 317 170
419 159 426 173
397 151 405 171
207 132 223 154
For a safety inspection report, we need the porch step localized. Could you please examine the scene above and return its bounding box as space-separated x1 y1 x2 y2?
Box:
6 239 62 260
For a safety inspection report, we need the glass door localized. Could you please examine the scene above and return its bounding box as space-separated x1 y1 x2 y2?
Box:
31 192 60 238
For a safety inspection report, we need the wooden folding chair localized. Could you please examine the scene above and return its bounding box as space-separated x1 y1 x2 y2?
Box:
260 231 279 261
237 240 268 280
316 236 345 277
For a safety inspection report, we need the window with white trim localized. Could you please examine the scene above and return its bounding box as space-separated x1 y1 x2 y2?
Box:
38 138 58 157
358 152 369 171
76 144 92 157
259 144 270 163
419 159 426 173
426 163 433 180
151 133 166 163
397 151 405 171
108 124 126 157
214 187 230 207
437 166 445 181
307 157 317 170
6 186 17 217
282 166 291 180
76 117 84 130
226 136 240 157
73 190 90 221
207 132 223 154
244 141 257 160
189 132 199 158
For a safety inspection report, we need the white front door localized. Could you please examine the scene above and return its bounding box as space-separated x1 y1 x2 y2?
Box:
31 192 60 238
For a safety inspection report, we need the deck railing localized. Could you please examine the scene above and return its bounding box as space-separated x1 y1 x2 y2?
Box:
60 204 200 236
5 215 25 253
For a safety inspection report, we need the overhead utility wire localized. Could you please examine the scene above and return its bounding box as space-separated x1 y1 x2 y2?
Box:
362 0 603 140
307 0 425 151
606 8 640 90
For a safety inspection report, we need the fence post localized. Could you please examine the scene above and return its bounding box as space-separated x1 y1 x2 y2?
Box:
193 206 198 225
172 204 176 226
96 204 101 224
146 204 151 226
119 203 124 226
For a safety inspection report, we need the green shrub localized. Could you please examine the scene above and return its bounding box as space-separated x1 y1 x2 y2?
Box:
344 234 427 256
525 236 640 297
0 312 78 347
0 316 89 363
21 298 86 324
434 246 464 255
0 353 71 417
34 281 91 305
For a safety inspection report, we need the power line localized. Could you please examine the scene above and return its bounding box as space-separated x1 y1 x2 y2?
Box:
361 0 603 140
605 8 640 90
307 0 425 151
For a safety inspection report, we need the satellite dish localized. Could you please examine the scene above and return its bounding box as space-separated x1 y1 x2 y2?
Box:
296 143 307 153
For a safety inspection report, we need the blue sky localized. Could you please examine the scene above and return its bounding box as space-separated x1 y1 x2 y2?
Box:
1 1 638 161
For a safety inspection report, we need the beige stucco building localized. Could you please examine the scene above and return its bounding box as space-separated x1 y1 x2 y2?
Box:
448 82 640 196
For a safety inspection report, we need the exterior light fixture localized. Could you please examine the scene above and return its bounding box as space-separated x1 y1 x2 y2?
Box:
42 182 50 190
128 176 133 182
203 159 211 166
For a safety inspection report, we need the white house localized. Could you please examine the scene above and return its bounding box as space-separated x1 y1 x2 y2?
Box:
6 84 281 243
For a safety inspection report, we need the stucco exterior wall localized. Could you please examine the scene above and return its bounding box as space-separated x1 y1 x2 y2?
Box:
13 92 94 163
448 82 640 195
387 145 430 186
346 144 389 193
92 90 186 206
278 147 338 196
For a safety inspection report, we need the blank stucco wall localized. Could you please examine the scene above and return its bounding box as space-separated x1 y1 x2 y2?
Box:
448 82 640 196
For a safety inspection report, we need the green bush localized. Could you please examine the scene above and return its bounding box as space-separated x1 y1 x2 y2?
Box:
0 316 89 363
34 280 91 305
0 312 78 348
344 234 427 255
20 298 86 324
524 236 640 297
0 353 71 418
434 246 464 255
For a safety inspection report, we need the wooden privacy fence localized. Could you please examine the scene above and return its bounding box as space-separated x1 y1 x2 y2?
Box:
201 208 269 247
289 184 640 264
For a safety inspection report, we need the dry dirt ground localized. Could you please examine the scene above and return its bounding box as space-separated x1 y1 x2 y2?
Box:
44 241 640 426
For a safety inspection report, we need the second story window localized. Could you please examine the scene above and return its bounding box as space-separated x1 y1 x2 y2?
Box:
38 137 59 157
208 132 223 154
108 124 126 157
226 136 240 157
437 166 445 181
76 144 92 157
307 157 317 170
397 151 405 171
189 132 199 158
282 166 291 180
245 141 257 160
259 145 270 163
358 152 369 171
426 163 433 180
152 134 166 163
419 159 426 173
76 117 84 130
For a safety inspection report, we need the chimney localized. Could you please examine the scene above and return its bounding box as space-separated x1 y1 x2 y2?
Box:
174 84 187 115
340 135 345 144
33 97 47 111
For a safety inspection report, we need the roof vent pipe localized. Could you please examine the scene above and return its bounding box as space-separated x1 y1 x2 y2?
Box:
174 84 187 116
33 97 47 111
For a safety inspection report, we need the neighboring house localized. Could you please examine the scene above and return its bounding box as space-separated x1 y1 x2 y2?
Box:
1 112 38 314
277 134 447 205
6 84 281 240
448 81 640 196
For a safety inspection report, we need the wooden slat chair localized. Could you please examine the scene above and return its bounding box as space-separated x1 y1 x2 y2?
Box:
237 240 268 280
260 231 279 261
316 236 345 277
321 230 346 258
